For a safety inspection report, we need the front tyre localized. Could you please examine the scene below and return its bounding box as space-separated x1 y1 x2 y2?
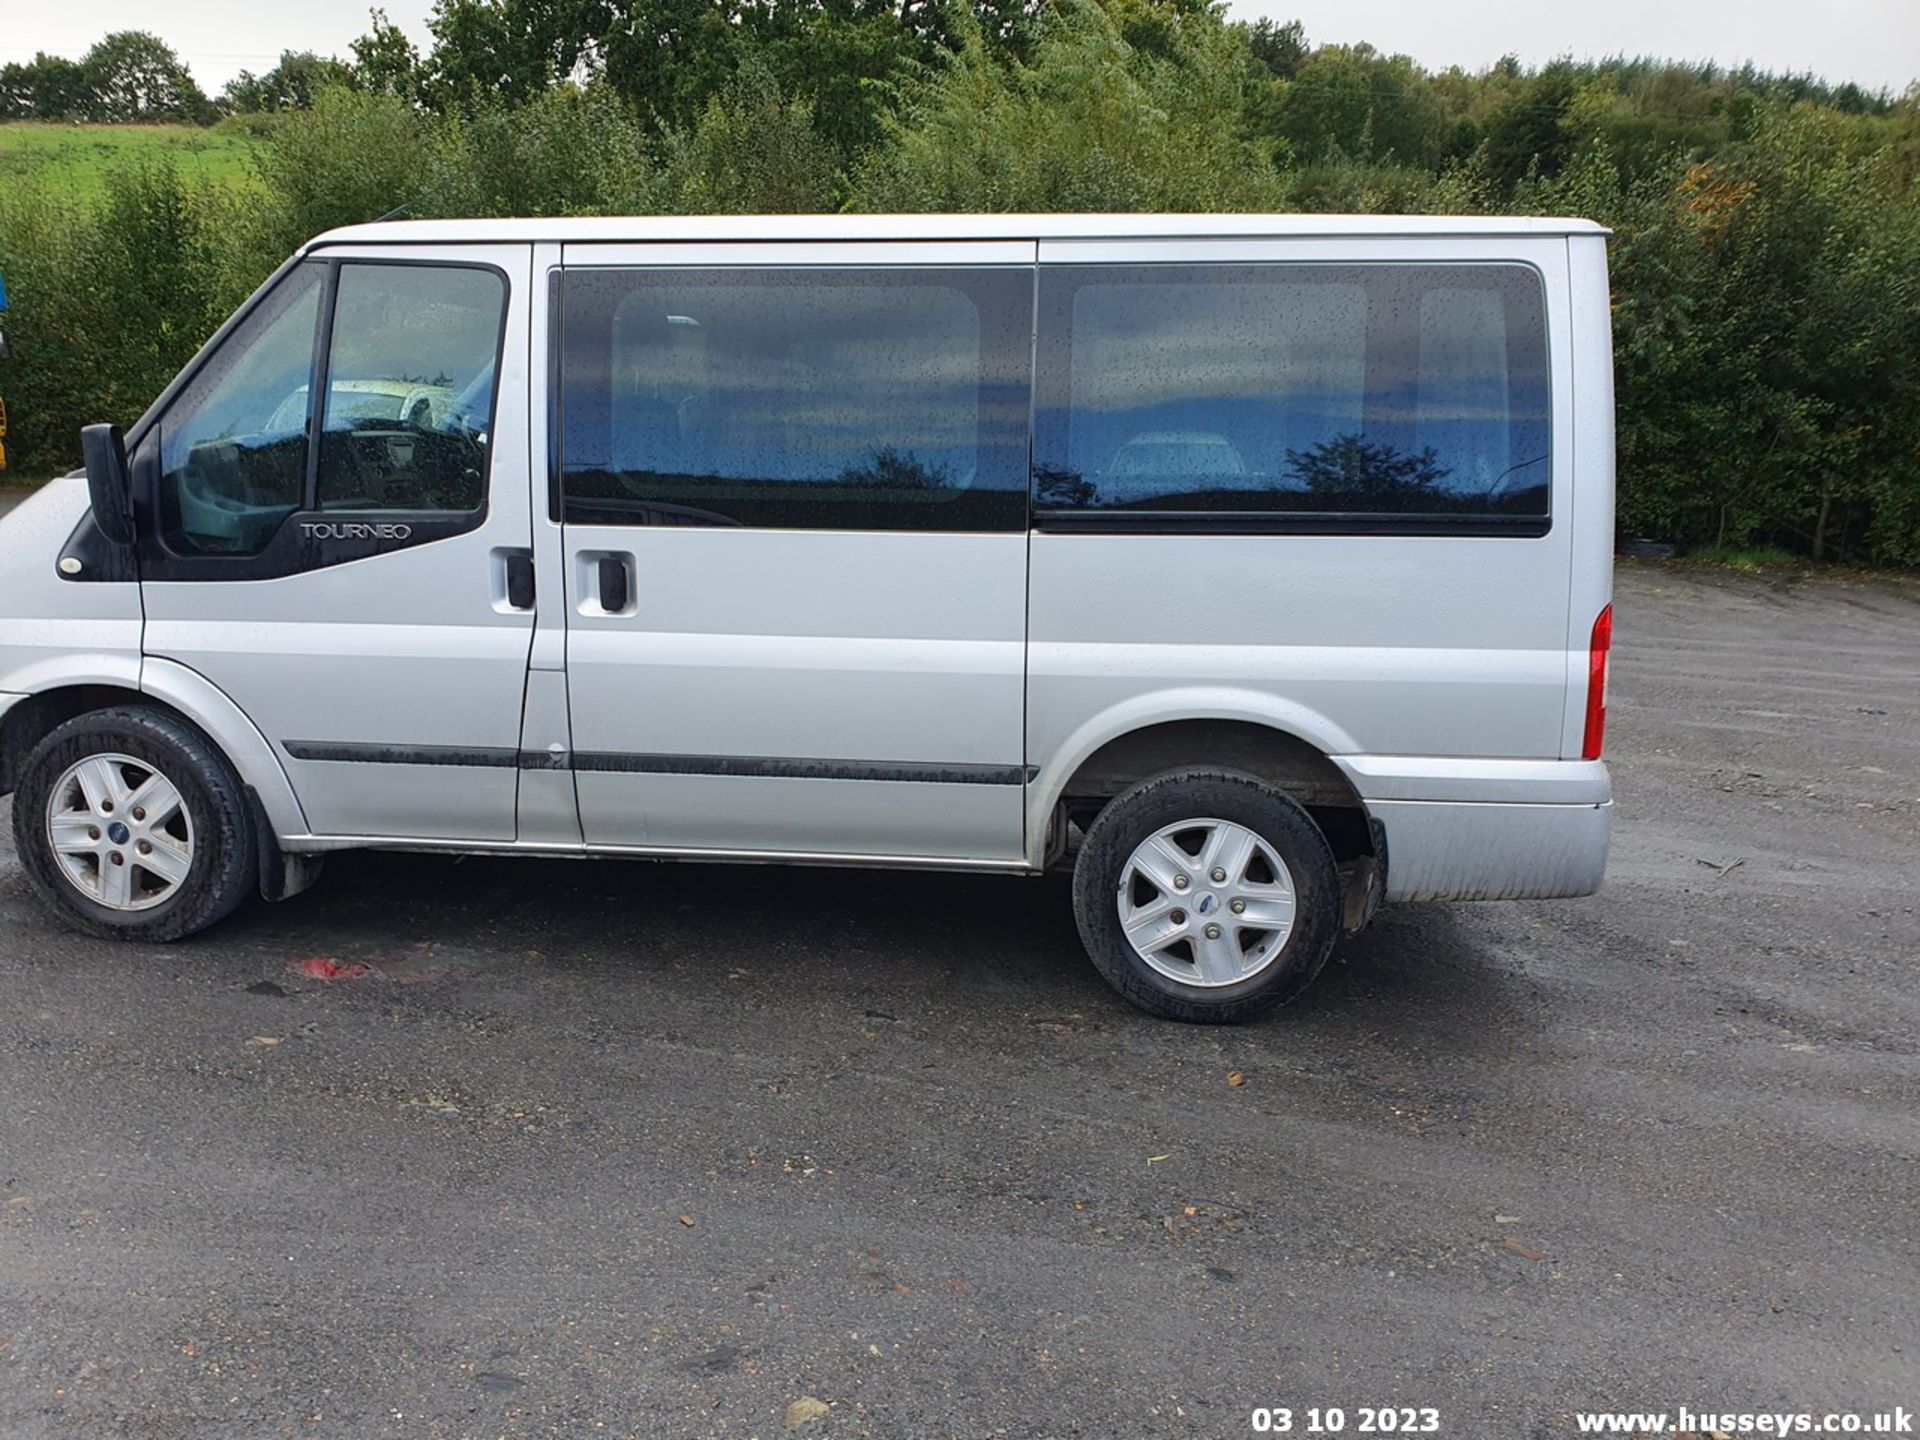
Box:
13 706 257 942
1072 769 1341 1023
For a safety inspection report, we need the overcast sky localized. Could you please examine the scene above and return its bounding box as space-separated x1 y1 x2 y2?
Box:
3 0 1915 96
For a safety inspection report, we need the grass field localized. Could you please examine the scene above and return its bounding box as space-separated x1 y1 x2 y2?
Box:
0 121 257 199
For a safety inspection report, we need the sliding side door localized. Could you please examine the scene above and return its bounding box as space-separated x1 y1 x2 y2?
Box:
554 242 1035 863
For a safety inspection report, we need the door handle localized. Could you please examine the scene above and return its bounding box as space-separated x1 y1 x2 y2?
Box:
597 555 630 614
504 552 535 610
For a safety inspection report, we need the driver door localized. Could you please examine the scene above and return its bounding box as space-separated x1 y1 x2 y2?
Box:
137 245 537 842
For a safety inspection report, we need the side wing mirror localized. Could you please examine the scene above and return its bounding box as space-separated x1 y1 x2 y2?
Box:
81 423 137 546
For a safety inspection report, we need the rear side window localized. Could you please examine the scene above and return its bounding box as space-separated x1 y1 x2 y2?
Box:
1033 264 1551 527
559 268 1032 531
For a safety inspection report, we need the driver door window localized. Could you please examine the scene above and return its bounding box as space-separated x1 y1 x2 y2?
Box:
158 261 323 557
316 263 505 514
155 259 506 560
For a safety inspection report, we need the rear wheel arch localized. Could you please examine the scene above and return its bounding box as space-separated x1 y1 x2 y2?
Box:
1048 716 1372 851
1036 714 1385 930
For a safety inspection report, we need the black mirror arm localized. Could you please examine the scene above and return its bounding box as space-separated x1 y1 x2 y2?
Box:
80 423 138 546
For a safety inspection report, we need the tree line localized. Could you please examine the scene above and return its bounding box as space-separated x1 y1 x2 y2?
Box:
1 0 1917 563
1 32 222 125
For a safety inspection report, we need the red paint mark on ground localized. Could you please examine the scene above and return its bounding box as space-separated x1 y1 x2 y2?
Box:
288 956 370 982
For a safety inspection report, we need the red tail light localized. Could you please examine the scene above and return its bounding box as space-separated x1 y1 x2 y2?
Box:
1582 603 1613 760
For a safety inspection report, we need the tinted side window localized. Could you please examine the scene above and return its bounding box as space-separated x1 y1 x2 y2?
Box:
158 261 323 556
316 263 506 514
560 268 1032 531
1033 264 1551 523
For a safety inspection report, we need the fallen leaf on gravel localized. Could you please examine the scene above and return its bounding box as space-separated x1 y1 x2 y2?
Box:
1182 1206 1198 1217
678 1214 695 1227
244 1036 283 1048
1146 1154 1171 1166
1227 1071 1247 1087
784 1395 830 1430
1494 1213 1523 1224
1504 1237 1547 1262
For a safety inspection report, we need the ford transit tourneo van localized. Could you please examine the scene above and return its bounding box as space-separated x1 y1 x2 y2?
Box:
0 214 1615 1022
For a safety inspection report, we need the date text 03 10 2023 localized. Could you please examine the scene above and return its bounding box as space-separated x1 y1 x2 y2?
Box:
1251 1407 1443 1434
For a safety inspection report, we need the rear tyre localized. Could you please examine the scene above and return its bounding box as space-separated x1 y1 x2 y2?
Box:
12 705 257 943
1072 768 1340 1023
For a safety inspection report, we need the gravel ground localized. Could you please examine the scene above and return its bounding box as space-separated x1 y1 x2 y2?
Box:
0 561 1915 1439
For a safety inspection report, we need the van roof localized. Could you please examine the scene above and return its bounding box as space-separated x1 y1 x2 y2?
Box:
307 212 1609 251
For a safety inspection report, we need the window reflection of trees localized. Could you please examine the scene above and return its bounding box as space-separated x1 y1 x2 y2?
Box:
1282 433 1451 508
833 447 955 492
1031 435 1553 515
1034 464 1098 509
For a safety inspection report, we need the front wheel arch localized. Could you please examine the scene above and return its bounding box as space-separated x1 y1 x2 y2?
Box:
1 684 159 795
1 684 309 904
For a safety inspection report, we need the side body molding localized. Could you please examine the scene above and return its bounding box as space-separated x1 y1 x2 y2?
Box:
139 656 310 840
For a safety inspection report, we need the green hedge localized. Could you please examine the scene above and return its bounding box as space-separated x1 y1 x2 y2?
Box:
2 0 1916 563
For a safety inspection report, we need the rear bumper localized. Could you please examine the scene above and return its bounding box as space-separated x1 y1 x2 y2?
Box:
1333 756 1612 901
1370 797 1611 900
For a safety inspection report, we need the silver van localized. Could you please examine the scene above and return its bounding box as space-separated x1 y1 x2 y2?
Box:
0 214 1615 1022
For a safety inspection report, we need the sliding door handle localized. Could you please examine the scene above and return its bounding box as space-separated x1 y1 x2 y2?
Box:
597 555 630 614
574 549 635 616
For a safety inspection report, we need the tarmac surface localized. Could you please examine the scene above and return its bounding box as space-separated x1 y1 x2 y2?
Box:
1 558 1916 1438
